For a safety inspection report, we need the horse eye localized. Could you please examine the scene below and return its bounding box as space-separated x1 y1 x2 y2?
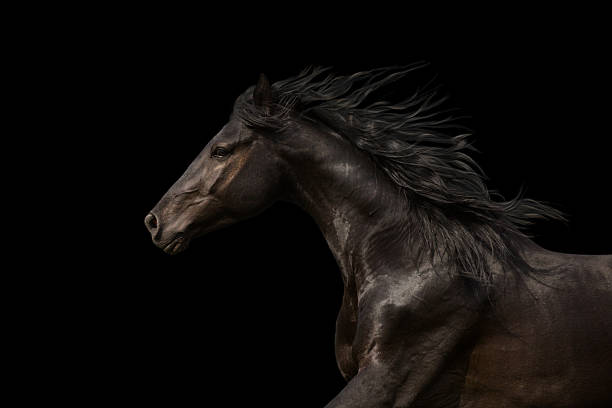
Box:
212 146 231 158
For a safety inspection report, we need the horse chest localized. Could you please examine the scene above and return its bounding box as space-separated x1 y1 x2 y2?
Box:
334 285 360 380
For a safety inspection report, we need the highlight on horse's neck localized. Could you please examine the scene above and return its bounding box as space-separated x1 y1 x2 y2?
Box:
280 122 407 283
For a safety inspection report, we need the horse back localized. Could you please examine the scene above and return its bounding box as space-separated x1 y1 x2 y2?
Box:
460 248 612 407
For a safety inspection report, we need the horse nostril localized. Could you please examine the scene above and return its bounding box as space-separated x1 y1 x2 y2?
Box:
145 213 158 234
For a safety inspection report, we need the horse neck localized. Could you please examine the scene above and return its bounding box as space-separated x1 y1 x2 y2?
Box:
278 121 409 286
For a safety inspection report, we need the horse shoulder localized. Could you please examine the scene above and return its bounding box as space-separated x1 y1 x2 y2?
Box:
351 266 482 365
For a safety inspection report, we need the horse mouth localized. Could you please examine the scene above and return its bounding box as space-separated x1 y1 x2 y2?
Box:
163 235 189 255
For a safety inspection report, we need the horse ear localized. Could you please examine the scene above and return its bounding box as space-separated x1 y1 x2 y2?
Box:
253 73 274 112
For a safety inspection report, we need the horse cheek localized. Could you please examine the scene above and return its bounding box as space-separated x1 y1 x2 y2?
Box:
226 159 280 217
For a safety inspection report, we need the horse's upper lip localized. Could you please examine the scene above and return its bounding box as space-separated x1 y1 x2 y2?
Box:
162 234 188 255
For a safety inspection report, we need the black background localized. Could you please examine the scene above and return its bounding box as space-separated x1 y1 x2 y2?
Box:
31 8 612 406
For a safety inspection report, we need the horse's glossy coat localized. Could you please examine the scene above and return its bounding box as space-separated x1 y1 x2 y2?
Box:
145 68 612 407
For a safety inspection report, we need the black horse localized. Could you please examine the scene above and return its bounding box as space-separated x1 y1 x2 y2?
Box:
145 65 612 407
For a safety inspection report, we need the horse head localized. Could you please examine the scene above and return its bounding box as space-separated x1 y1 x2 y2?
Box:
145 74 285 254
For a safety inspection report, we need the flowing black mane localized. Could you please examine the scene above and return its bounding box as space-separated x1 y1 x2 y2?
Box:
236 65 565 290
